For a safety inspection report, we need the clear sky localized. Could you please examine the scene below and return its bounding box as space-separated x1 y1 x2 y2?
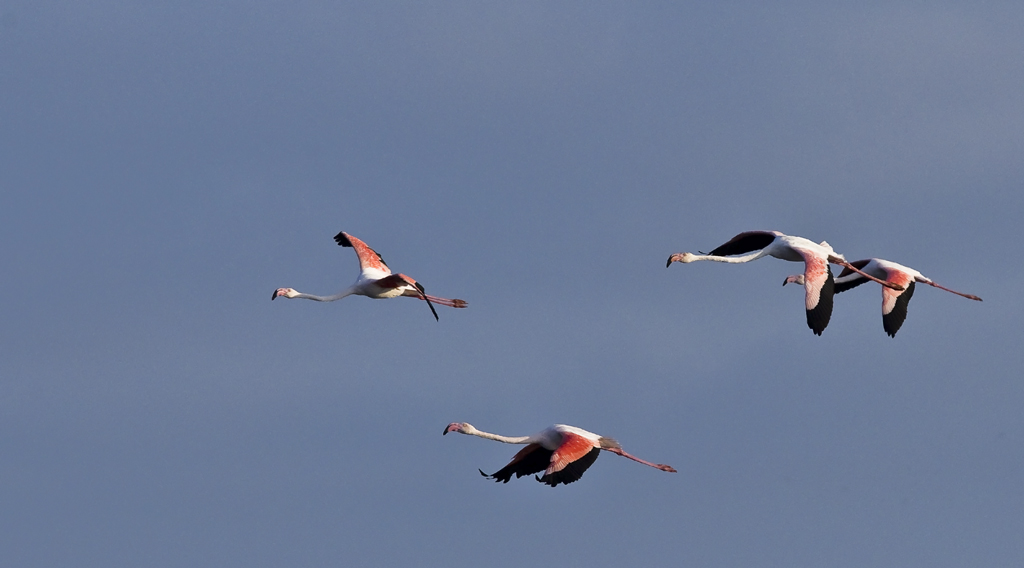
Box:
2 2 1022 566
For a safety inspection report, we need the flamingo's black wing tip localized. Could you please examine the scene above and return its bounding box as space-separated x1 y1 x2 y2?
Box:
415 282 439 321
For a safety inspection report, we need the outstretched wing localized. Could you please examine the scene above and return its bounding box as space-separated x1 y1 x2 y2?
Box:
334 231 391 275
881 276 916 337
801 254 834 336
481 443 553 483
707 231 779 257
537 432 601 487
835 259 872 294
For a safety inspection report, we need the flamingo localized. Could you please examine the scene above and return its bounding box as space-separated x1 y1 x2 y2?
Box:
272 231 467 321
443 422 676 487
784 258 982 337
666 230 904 335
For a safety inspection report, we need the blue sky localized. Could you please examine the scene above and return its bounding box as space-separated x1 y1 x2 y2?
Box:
2 2 1022 566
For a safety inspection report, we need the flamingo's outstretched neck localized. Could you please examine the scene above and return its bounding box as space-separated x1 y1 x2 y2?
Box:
922 280 982 301
301 290 354 302
470 430 531 444
668 250 767 266
443 423 531 444
272 287 356 302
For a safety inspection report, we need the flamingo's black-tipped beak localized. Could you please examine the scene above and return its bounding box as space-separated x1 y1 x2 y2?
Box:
271 290 278 300
442 425 449 435
666 257 672 268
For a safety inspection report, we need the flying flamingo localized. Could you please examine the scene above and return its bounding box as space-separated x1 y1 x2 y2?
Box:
443 422 676 487
784 258 982 337
272 231 467 321
666 230 904 335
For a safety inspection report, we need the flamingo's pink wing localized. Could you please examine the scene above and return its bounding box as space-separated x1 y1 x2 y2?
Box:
801 253 834 336
334 232 391 275
881 270 916 337
538 432 600 486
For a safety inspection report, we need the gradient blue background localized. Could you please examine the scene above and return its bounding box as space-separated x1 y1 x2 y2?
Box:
2 2 1022 566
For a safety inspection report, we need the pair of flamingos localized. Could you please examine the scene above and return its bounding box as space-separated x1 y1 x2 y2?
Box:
273 229 980 486
666 230 981 337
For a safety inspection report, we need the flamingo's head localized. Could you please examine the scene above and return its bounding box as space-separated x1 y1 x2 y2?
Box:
443 422 473 436
272 287 299 300
666 252 697 267
782 274 805 287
